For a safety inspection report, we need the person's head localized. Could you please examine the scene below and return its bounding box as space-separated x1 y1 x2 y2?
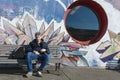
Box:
35 32 41 41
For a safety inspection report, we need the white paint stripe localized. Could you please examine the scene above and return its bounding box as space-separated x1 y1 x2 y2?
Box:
56 0 67 11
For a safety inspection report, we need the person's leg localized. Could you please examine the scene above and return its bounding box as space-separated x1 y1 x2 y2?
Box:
27 52 38 72
37 53 50 72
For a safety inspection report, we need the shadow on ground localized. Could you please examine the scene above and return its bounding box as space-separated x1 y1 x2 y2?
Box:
0 67 25 75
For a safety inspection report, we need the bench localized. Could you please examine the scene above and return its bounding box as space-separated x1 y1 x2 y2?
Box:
0 45 61 73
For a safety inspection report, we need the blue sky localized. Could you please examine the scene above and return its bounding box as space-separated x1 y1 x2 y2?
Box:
66 6 99 30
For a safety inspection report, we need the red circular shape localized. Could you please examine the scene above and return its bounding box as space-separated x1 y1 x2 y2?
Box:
64 0 108 45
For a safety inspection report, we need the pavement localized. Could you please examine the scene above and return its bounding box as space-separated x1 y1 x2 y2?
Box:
0 66 120 80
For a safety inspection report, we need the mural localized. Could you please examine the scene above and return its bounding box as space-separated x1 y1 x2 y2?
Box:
0 12 89 67
96 30 120 62
0 0 73 23
60 42 89 67
95 0 120 63
0 0 120 67
105 0 120 11
0 0 89 67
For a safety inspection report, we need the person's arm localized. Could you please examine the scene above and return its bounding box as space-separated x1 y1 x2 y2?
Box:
30 40 41 52
46 43 50 54
29 40 41 55
41 42 50 54
33 50 40 55
35 47 41 53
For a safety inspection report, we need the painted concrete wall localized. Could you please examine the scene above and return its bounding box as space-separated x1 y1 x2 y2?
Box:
0 0 120 68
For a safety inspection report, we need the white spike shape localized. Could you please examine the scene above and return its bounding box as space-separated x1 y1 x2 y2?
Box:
48 32 65 45
39 22 45 35
42 21 54 42
23 14 38 39
2 19 23 36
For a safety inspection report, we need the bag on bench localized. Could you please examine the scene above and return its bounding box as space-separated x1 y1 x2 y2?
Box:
12 46 26 59
12 45 32 59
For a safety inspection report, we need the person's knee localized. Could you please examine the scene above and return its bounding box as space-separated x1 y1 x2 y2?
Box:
42 60 49 65
45 57 50 63
27 52 33 58
45 55 50 60
47 55 51 62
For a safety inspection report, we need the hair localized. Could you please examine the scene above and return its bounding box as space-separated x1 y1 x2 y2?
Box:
35 32 41 38
35 32 44 41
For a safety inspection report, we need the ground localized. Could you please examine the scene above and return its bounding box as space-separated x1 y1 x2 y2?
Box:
0 66 120 80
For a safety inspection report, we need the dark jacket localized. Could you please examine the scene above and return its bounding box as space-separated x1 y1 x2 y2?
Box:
28 39 50 54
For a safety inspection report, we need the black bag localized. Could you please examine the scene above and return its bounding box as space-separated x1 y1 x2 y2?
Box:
12 46 26 59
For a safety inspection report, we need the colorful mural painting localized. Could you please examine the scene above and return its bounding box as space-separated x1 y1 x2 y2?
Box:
97 30 120 62
0 0 120 68
0 0 89 67
0 12 89 67
60 42 89 67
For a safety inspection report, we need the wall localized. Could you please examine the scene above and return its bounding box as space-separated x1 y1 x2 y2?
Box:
0 0 120 68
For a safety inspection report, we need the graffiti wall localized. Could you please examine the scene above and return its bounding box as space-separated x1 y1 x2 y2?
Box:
0 0 120 68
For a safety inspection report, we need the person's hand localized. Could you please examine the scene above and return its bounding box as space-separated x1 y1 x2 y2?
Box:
40 49 46 52
33 50 40 55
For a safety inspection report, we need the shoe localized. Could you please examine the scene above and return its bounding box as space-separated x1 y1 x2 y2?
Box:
25 72 33 78
37 71 42 77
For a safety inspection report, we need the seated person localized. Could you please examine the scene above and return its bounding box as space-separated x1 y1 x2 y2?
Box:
25 32 50 77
